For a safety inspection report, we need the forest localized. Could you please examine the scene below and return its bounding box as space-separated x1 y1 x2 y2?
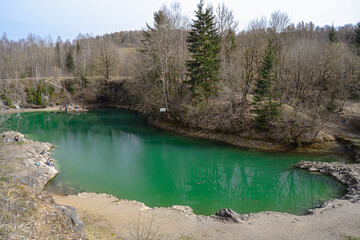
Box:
0 0 359 146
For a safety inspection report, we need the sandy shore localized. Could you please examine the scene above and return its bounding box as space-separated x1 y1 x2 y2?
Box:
53 192 360 240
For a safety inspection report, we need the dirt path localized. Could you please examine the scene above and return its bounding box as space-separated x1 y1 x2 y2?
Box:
53 192 360 240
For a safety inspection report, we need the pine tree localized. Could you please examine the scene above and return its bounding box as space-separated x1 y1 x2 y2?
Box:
253 39 280 129
55 41 62 69
187 0 221 99
328 25 338 43
354 22 360 54
254 39 275 103
76 41 81 55
65 49 75 73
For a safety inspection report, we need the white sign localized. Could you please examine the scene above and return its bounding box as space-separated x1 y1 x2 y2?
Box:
160 107 167 112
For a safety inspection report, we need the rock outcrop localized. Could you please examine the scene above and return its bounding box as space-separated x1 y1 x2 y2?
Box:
2 131 59 191
56 204 85 233
295 161 360 202
1 131 86 237
336 136 360 163
214 208 250 223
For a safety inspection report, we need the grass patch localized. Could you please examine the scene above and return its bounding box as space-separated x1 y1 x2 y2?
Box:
341 235 360 240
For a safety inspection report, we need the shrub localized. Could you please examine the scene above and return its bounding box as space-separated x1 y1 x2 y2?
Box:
326 101 338 112
5 98 12 106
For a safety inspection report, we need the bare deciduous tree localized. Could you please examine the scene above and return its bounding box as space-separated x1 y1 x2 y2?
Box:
94 38 119 80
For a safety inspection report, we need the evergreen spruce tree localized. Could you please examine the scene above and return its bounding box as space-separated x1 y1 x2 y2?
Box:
354 22 360 54
55 41 62 69
253 39 280 129
65 49 75 73
76 41 81 55
328 25 338 43
187 0 221 99
254 40 275 103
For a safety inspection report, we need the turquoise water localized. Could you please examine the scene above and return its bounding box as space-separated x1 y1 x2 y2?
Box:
10 109 347 215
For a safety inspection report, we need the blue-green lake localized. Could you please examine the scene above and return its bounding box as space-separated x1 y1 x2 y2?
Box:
9 109 347 215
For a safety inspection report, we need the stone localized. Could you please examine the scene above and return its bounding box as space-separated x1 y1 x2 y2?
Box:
215 208 242 223
56 204 85 233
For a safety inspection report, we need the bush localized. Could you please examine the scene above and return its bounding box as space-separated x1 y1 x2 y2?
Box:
47 86 55 96
5 98 12 106
348 116 360 132
326 101 338 112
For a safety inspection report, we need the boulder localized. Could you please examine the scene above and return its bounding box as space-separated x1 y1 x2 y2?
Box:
56 204 85 233
215 208 249 223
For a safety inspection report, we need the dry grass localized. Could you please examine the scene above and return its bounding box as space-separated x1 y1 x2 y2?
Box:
128 212 158 240
80 211 122 240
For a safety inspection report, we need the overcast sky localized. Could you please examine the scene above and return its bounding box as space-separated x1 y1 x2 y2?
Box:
0 0 359 41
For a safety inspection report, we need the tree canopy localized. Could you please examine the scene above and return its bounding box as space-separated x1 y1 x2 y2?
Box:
187 0 221 99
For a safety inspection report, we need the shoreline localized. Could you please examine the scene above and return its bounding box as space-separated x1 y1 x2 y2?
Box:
147 117 355 158
2 105 356 158
2 130 360 239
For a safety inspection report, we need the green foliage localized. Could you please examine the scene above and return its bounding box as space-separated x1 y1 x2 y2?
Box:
326 101 338 112
354 22 360 54
328 25 338 43
47 86 55 96
76 41 81 55
0 176 8 182
65 49 75 73
64 80 76 93
25 84 49 106
341 235 360 240
253 39 280 129
80 75 89 88
5 98 12 106
1 92 12 106
35 86 43 105
187 0 221 99
55 41 62 68
254 102 281 130
254 40 276 103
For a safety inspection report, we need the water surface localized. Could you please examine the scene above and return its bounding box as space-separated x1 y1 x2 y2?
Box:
10 109 347 215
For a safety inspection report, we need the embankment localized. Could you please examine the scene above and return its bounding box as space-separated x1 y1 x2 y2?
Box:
0 131 85 239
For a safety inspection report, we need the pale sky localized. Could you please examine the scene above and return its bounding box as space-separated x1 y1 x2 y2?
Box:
0 0 359 41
